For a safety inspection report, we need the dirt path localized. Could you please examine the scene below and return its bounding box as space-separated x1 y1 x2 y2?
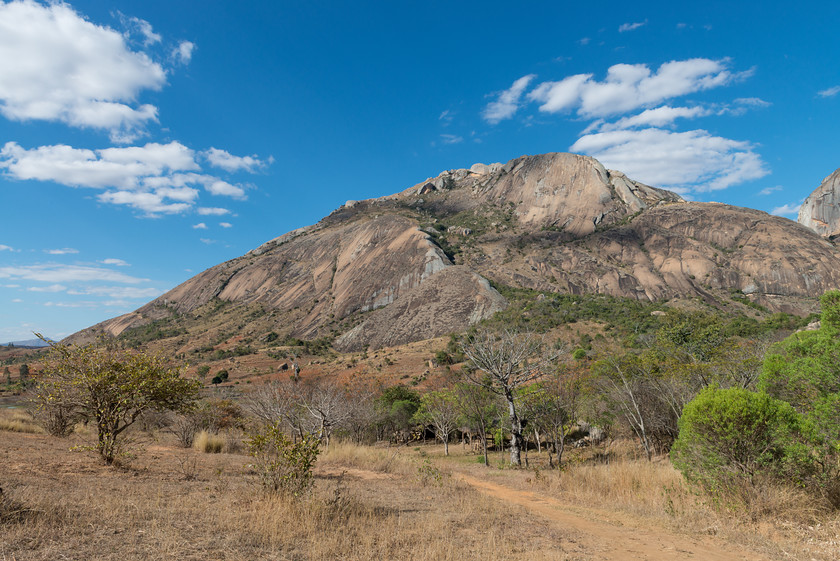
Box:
321 464 774 561
455 472 773 561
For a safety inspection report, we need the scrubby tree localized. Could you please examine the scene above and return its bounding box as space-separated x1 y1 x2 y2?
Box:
34 335 200 464
376 386 420 442
454 380 499 466
414 389 460 455
461 329 561 466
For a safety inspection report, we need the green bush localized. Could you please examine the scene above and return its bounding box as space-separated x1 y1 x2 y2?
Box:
671 387 814 493
246 424 320 496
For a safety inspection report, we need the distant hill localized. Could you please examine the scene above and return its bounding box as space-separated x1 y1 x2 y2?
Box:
68 152 840 352
1 337 52 348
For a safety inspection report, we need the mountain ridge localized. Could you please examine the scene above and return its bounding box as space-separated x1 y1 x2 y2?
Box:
68 152 840 351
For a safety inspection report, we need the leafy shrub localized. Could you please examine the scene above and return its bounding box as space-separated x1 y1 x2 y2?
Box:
246 423 320 496
671 387 814 493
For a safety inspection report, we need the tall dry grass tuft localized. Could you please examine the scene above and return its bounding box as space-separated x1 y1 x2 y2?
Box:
193 430 225 453
0 408 44 434
320 441 414 475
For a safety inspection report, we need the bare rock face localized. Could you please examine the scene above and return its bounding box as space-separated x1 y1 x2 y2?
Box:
799 167 840 238
334 266 506 351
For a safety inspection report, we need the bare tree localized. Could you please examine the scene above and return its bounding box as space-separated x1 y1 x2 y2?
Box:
414 389 460 455
297 380 352 446
460 329 561 466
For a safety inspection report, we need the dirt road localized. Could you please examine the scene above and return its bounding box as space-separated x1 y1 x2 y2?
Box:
456 472 773 561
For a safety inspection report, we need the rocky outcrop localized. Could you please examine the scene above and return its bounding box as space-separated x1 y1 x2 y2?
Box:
799 167 840 238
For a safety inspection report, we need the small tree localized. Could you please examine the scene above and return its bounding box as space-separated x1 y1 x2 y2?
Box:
34 335 200 464
461 329 560 466
246 423 320 496
414 389 460 455
454 380 498 465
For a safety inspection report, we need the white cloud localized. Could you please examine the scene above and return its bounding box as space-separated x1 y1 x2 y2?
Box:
771 203 802 216
591 105 712 133
0 0 166 141
0 244 14 251
0 141 198 188
759 185 783 196
173 40 195 65
734 97 771 108
440 134 463 144
618 21 646 33
98 190 192 215
220 222 233 228
818 86 840 98
67 286 162 299
11 298 22 303
528 58 745 119
44 301 99 308
0 264 147 284
199 238 215 245
205 179 246 198
100 258 130 266
204 147 266 173
44 248 79 255
27 284 67 293
571 128 768 193
482 74 537 124
122 15 161 46
193 222 208 230
197 207 230 216
0 141 247 215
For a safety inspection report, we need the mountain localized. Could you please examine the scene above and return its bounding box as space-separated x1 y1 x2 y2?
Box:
1 337 51 348
69 152 840 351
799 167 840 239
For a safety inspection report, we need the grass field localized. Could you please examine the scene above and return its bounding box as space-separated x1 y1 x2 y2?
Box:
1 408 838 560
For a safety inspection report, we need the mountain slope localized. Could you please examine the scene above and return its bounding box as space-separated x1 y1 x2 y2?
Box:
70 152 840 350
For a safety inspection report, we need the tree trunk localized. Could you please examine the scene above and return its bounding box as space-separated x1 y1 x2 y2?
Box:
507 394 523 466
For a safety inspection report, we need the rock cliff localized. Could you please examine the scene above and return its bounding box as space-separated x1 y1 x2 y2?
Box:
799 167 840 238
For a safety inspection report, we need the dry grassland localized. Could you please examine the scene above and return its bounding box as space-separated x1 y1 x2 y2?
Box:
2 408 838 561
1 422 572 560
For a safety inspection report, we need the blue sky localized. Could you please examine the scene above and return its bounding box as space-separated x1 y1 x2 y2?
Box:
1 0 839 341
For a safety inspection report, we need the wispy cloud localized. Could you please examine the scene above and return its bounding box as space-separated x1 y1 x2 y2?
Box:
440 134 463 144
197 207 230 216
818 86 840 98
0 244 14 252
771 203 801 216
44 248 79 255
99 258 130 267
203 147 268 173
482 74 537 124
759 185 783 196
220 222 233 228
193 222 208 229
173 41 195 65
27 284 67 293
618 21 647 33
0 264 147 284
0 1 165 142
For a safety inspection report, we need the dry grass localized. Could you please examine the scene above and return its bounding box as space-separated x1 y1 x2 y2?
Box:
192 430 225 453
434 440 840 561
1 430 573 561
0 408 43 433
